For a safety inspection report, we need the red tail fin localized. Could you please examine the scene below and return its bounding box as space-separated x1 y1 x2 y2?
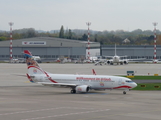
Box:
92 69 96 75
24 50 39 67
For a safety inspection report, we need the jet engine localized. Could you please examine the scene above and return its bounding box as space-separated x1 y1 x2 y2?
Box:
75 85 90 93
107 61 110 64
123 60 128 64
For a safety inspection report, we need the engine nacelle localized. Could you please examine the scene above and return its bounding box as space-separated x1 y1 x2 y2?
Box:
107 61 110 64
124 60 128 64
75 85 90 93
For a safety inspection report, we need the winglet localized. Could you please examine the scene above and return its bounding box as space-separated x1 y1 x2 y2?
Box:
92 69 96 75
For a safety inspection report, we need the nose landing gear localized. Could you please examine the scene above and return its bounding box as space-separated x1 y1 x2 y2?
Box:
123 89 129 94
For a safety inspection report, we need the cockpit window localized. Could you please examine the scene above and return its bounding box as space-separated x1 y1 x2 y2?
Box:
126 80 134 83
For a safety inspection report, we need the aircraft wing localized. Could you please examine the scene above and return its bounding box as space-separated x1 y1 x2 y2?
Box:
37 82 77 87
107 59 113 62
119 59 128 62
142 60 153 63
127 58 146 63
143 60 161 63
104 56 127 59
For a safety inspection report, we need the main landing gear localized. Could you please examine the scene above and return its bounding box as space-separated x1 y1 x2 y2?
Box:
71 89 76 94
123 91 126 94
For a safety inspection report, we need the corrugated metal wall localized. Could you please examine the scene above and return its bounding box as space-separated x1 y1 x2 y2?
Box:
0 47 86 60
101 45 161 59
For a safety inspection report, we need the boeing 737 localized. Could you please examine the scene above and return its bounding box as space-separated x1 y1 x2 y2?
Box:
24 50 137 94
104 44 128 65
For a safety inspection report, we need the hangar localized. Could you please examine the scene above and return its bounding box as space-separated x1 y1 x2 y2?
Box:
101 45 161 59
0 37 100 60
1 37 159 61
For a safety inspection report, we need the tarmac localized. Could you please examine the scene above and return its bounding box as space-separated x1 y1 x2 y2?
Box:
0 63 161 120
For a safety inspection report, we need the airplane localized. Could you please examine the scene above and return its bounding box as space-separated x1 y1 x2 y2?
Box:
9 57 19 63
89 56 98 63
3 58 19 63
104 44 128 65
152 59 160 63
24 50 137 94
56 57 71 63
128 58 161 63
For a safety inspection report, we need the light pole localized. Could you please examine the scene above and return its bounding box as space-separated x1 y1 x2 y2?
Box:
9 22 14 63
152 22 158 63
86 22 91 61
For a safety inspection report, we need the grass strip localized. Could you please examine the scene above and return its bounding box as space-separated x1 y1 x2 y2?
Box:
132 83 161 90
122 76 161 80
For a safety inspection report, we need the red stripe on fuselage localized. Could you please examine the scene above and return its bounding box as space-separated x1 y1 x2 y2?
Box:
44 71 57 83
28 65 42 70
113 85 132 89
26 73 34 82
93 85 132 90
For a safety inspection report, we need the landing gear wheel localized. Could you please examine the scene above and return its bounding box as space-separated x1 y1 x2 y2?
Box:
71 90 76 94
123 91 126 94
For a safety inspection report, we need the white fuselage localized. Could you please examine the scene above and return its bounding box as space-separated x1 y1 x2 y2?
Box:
25 50 136 94
31 73 137 90
113 56 120 63
106 55 128 65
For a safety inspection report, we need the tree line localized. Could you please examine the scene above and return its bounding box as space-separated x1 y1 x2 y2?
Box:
0 25 161 45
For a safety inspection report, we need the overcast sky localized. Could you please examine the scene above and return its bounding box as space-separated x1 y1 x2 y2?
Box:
1 0 161 31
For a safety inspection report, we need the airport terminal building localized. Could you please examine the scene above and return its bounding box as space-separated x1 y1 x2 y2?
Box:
101 45 161 59
0 37 160 61
0 37 100 60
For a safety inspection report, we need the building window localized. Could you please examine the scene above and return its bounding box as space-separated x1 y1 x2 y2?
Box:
149 56 152 59
55 55 58 58
52 55 55 58
6 55 9 58
47 55 51 58
18 55 22 58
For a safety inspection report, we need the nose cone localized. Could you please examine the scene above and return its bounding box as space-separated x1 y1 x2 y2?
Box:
132 82 137 88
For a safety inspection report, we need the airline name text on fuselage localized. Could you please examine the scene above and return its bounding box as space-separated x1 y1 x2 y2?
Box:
76 77 111 81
